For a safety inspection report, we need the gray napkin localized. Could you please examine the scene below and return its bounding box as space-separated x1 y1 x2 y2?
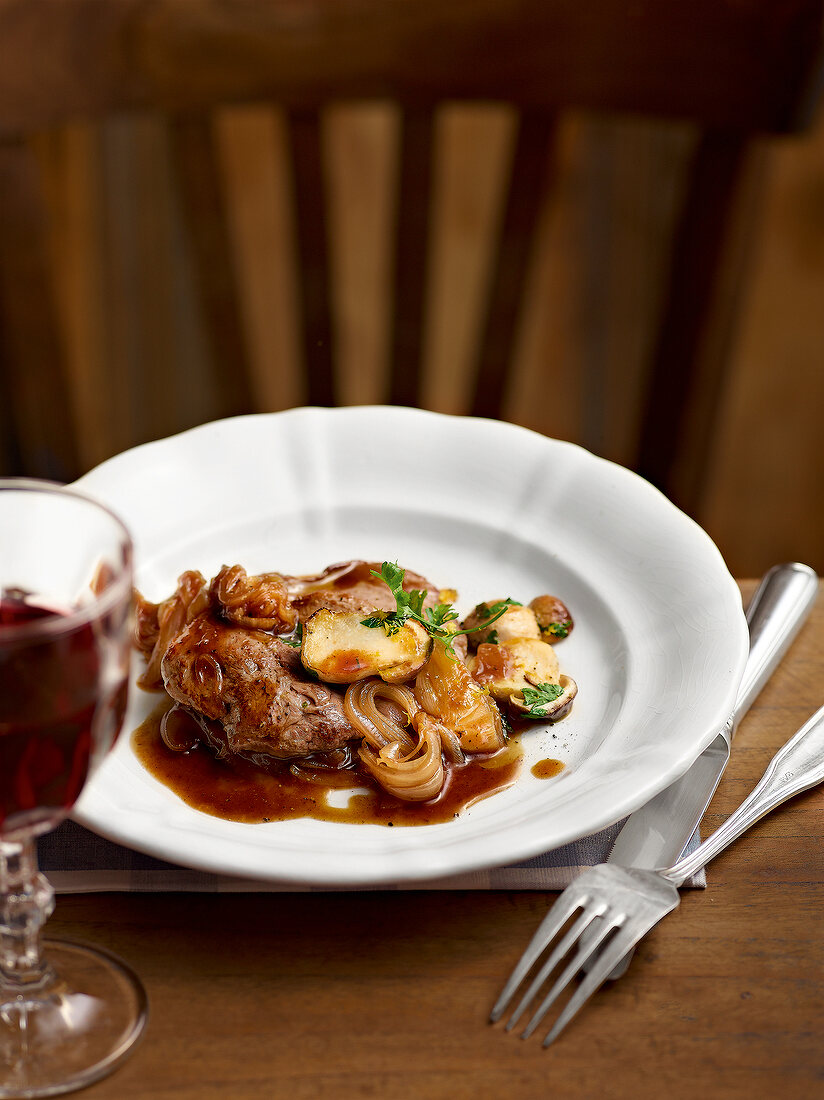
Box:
38 819 706 892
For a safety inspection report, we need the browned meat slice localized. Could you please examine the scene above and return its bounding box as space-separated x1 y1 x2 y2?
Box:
161 614 356 758
288 560 440 621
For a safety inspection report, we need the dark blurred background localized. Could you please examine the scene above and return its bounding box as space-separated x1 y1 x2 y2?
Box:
2 2 823 577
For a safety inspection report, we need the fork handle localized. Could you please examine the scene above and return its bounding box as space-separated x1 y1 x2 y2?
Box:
665 703 824 886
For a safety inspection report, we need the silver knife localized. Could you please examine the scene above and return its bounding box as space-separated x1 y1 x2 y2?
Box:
603 561 818 976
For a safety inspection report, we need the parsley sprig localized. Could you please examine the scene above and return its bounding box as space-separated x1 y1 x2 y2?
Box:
541 619 572 640
281 622 303 649
519 682 565 718
361 562 516 654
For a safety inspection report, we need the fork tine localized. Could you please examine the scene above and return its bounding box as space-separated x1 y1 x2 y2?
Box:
503 907 602 1032
539 923 645 1047
489 889 599 1024
519 915 621 1039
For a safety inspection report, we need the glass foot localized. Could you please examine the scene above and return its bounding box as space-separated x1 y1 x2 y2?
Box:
0 939 147 1098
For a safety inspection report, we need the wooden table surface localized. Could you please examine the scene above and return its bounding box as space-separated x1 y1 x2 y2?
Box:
50 581 824 1100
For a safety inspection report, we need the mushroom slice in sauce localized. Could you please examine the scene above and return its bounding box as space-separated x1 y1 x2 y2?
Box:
529 594 574 641
460 601 539 649
301 609 433 684
511 673 578 720
468 636 564 712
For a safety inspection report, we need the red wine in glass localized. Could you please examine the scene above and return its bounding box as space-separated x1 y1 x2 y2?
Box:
0 593 127 838
0 480 146 1099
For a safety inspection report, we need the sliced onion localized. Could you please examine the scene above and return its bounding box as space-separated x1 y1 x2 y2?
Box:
358 713 444 802
160 704 201 753
209 564 296 631
434 722 465 765
137 570 209 689
344 679 448 801
343 680 417 752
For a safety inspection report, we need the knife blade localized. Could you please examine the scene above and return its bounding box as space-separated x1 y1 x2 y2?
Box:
601 561 818 977
609 561 818 870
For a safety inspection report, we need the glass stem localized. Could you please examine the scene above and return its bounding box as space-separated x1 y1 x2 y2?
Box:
0 839 55 991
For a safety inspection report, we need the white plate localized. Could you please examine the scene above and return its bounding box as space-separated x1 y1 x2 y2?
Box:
72 407 748 885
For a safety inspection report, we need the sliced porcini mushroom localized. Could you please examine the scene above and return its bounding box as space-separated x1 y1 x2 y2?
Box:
300 609 432 684
467 637 560 703
511 673 578 720
529 594 574 640
461 600 539 649
467 637 577 720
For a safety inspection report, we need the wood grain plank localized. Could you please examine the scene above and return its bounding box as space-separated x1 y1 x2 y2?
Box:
420 105 514 414
286 108 335 405
635 130 766 514
388 107 435 407
2 1 822 132
34 124 111 472
170 113 256 419
215 106 303 413
702 115 824 576
503 116 587 447
470 110 556 419
574 118 692 466
134 116 216 442
325 103 397 408
0 137 79 478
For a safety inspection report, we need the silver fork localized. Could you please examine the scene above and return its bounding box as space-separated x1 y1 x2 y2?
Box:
490 702 824 1047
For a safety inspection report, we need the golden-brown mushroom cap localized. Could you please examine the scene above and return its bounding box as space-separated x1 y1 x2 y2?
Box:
529 595 574 641
468 637 560 703
300 609 432 684
461 601 539 649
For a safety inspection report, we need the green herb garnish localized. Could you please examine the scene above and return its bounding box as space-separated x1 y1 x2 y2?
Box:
361 562 516 655
519 682 565 718
281 622 304 649
542 619 572 640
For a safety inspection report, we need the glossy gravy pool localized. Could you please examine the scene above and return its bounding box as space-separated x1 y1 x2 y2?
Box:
131 698 564 827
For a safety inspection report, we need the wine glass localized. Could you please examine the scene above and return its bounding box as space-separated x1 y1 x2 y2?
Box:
0 479 147 1097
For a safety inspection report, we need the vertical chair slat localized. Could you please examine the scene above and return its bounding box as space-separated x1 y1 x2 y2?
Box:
388 108 436 407
170 114 256 419
470 111 556 420
0 138 79 479
636 130 765 513
286 108 335 407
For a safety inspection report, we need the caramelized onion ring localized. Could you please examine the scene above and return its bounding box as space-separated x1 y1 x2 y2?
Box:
136 570 209 689
343 681 417 753
358 711 444 802
344 680 451 801
209 564 296 632
159 704 201 753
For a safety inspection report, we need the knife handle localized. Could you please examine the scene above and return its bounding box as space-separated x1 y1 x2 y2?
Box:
734 563 819 730
667 703 824 885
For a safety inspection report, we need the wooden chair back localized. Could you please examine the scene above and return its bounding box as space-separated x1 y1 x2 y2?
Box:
1 0 822 514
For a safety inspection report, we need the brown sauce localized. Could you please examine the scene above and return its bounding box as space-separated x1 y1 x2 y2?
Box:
131 698 526 827
531 757 565 779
